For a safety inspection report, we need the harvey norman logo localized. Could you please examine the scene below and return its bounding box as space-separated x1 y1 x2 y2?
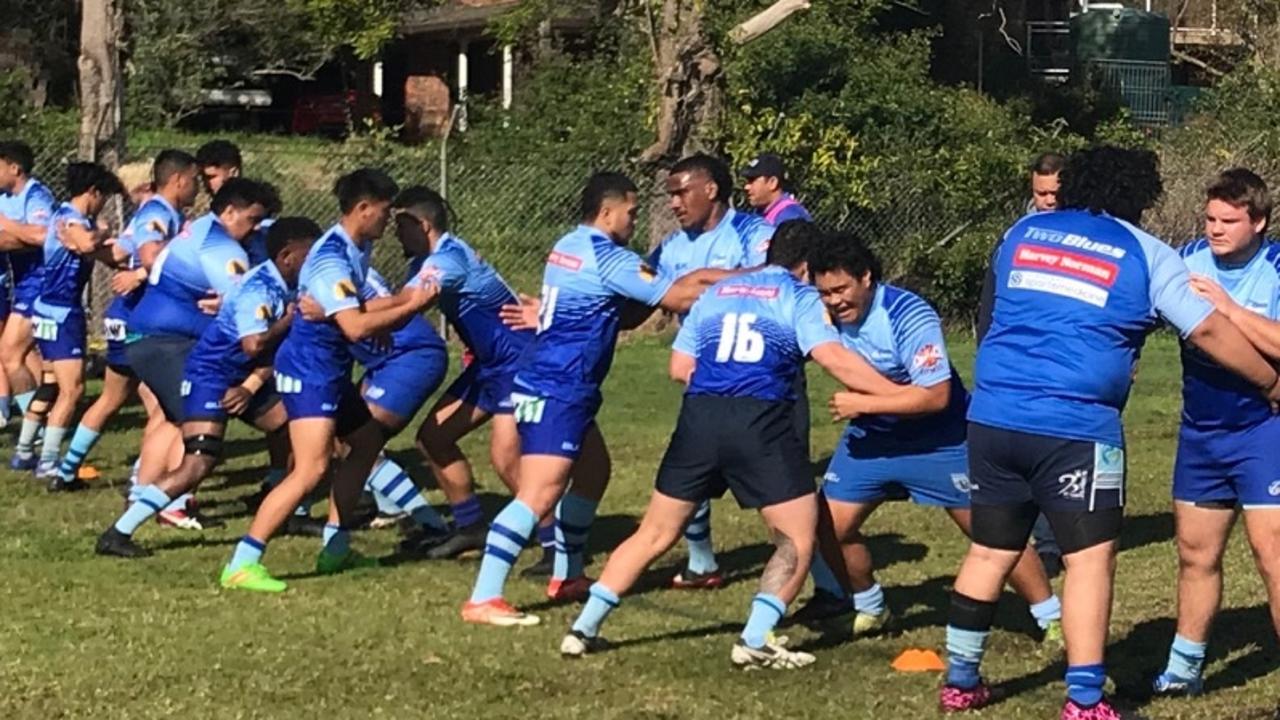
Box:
716 285 780 299
1013 245 1119 287
1024 228 1127 259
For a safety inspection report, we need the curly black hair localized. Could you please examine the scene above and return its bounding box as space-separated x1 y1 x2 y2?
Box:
1058 145 1163 225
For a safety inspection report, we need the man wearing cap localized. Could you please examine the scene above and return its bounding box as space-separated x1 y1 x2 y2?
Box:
743 153 813 226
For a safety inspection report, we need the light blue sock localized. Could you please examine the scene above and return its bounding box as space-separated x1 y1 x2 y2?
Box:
366 457 447 530
684 500 718 574
1030 595 1062 629
741 592 787 649
114 485 170 535
853 583 886 616
809 554 848 599
322 524 350 555
58 424 101 479
165 492 192 514
39 425 67 465
14 390 34 415
229 536 266 570
15 417 40 457
945 626 989 689
571 583 620 638
1164 634 1207 680
552 493 599 581
0 394 10 422
470 499 537 603
1065 663 1106 706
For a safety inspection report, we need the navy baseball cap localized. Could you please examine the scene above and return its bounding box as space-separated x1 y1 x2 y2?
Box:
741 153 786 180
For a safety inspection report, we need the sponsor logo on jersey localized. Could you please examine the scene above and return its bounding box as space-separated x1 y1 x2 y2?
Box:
255 304 272 320
1024 228 1127 259
548 251 583 271
913 343 944 370
1009 270 1110 308
638 263 657 282
226 259 248 276
334 278 358 299
1013 244 1119 287
716 284 779 299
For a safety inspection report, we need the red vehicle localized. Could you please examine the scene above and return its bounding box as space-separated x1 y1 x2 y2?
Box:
290 89 382 136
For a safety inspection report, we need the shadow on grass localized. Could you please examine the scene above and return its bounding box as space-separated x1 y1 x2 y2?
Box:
604 621 743 652
881 575 1043 640
1118 511 1174 553
152 535 239 551
1105 604 1279 704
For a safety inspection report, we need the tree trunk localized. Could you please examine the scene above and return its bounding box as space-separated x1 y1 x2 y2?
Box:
78 0 126 327
78 0 125 168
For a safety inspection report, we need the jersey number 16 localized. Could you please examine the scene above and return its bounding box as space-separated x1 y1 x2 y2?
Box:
714 312 764 363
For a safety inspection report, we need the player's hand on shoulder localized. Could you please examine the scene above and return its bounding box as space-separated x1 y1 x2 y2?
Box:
1188 274 1236 317
829 391 866 421
500 292 540 331
400 279 436 311
298 293 326 321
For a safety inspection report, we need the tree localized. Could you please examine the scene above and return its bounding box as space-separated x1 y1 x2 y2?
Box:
78 0 124 167
638 0 810 166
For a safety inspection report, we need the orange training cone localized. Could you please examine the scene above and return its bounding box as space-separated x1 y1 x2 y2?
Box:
892 648 946 672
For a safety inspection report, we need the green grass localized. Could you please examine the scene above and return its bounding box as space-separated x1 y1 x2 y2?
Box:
1 333 1277 719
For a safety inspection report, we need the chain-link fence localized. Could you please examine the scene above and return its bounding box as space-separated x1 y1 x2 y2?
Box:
17 129 1019 341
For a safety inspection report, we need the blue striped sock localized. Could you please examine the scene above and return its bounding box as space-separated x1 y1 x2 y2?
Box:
229 536 266 570
114 485 170 535
684 500 717 573
451 496 485 529
1164 634 1206 680
470 500 536 602
572 583 620 638
1066 663 1106 706
58 424 101 479
742 593 787 648
537 522 556 551
946 626 989 689
367 457 447 530
552 493 599 581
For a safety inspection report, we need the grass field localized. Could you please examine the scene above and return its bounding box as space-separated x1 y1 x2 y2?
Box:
1 332 1277 720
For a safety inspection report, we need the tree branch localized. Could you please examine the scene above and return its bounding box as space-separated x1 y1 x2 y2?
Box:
729 0 811 45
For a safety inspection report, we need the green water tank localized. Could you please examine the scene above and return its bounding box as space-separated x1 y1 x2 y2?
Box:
1070 6 1171 64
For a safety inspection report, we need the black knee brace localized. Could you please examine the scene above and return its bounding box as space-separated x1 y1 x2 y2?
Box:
970 501 1039 551
33 382 58 405
949 591 998 631
1043 507 1123 555
184 433 225 458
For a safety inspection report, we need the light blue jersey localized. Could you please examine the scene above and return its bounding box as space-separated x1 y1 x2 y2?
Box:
411 233 531 373
836 283 969 450
186 259 293 388
129 213 250 339
648 208 772 277
33 204 94 322
1179 239 1280 429
107 195 186 341
0 177 56 294
274 223 370 385
971 210 1213 447
514 225 676 401
673 266 837 401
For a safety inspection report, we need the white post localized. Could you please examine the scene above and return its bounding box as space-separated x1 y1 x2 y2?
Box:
457 41 470 132
372 61 384 97
502 44 513 110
